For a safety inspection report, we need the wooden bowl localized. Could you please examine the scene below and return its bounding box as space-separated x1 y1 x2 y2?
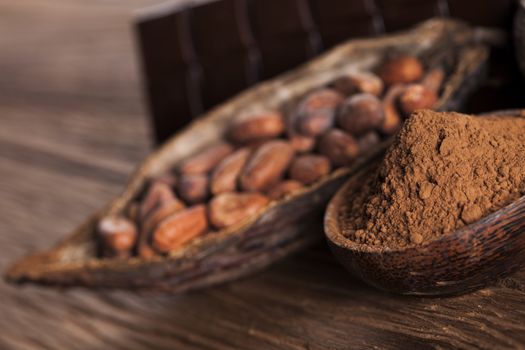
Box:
324 110 525 296
5 19 488 292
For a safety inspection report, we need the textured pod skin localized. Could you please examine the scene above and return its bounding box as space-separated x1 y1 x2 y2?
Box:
4 20 488 292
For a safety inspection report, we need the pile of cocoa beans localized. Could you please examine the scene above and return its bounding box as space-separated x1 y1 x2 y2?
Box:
98 54 444 259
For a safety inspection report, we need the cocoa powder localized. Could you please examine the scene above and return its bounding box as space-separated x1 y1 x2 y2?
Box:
342 110 525 248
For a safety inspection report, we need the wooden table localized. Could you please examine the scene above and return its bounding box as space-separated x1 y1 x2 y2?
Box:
1 1 525 349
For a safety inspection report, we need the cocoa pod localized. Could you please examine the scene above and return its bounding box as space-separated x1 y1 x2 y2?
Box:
289 154 331 185
152 205 208 253
98 216 137 256
208 192 269 229
177 142 233 175
240 140 295 191
266 180 304 200
399 84 438 116
293 88 344 136
228 111 285 144
377 55 424 86
177 174 210 204
329 71 384 96
210 148 251 195
337 93 384 136
318 129 359 167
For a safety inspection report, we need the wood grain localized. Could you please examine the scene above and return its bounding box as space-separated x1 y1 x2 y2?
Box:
1 1 525 349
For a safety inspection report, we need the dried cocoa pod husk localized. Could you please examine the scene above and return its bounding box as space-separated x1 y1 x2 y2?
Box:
210 148 251 195
240 140 295 191
5 20 488 292
208 192 269 229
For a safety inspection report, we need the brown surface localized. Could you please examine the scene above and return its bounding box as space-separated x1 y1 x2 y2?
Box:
1 1 525 349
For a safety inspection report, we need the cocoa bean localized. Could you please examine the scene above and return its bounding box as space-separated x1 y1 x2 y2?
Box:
267 180 304 200
329 71 384 96
177 142 233 175
208 192 269 229
337 93 384 136
228 111 285 144
240 140 295 191
289 154 331 185
177 174 210 204
152 205 208 253
377 55 424 86
210 148 251 195
98 216 137 256
318 129 359 167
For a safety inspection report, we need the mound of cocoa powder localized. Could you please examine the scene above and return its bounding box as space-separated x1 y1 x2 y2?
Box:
342 110 525 248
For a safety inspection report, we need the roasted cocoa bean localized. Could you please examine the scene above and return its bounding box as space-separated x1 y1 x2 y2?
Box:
208 192 269 229
377 55 424 86
293 88 344 136
138 198 185 258
98 216 137 256
210 148 251 195
228 111 285 144
152 205 208 253
240 140 295 191
399 84 438 116
337 93 384 136
289 134 316 153
267 180 304 200
319 129 359 167
177 142 233 175
357 131 381 154
289 154 331 185
329 71 384 96
139 182 177 220
177 174 210 204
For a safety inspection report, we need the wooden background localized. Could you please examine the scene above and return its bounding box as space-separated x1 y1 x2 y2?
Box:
1 1 525 349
